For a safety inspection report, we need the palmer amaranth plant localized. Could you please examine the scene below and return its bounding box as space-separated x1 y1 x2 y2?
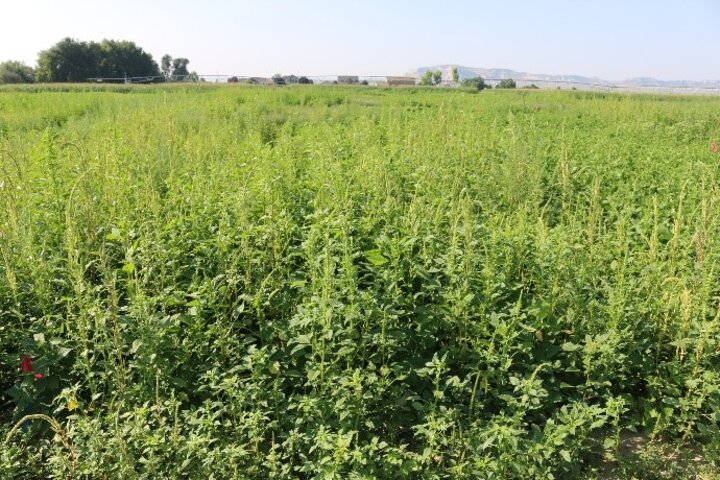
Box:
1 83 720 479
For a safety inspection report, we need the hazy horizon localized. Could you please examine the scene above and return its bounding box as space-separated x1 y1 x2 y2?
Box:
2 0 719 81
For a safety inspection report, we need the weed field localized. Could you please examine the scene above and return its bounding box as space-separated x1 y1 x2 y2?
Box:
1 84 720 478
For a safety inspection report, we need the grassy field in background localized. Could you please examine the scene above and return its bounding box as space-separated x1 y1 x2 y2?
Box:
1 84 720 479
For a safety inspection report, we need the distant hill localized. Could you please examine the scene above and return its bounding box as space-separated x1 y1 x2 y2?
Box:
409 65 720 93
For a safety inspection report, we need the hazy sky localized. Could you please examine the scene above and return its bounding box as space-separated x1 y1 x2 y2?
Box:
2 0 719 80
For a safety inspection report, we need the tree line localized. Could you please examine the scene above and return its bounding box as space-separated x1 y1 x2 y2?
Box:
1 40 525 88
0 38 196 84
418 67 518 91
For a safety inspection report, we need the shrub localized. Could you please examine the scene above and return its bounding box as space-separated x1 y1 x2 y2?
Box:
0 61 35 84
497 78 517 89
462 76 486 91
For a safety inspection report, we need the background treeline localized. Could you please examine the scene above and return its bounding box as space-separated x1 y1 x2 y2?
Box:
0 38 194 83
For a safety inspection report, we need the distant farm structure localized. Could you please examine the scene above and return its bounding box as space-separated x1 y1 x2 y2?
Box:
86 72 421 87
219 75 418 87
88 71 720 95
377 76 417 87
86 72 720 94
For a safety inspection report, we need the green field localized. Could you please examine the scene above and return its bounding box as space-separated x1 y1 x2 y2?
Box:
1 84 720 479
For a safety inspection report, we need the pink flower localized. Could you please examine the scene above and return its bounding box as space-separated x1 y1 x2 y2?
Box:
34 373 44 380
712 142 719 153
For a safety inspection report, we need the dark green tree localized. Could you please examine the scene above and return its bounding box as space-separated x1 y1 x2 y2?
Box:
96 40 159 78
496 78 517 89
161 54 172 79
171 58 190 79
462 76 486 91
0 61 35 83
36 38 159 82
432 69 443 85
36 38 99 82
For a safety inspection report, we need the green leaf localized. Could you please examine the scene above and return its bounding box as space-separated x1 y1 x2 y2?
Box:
560 449 571 462
561 342 580 352
364 249 388 266
122 262 136 274
105 227 121 241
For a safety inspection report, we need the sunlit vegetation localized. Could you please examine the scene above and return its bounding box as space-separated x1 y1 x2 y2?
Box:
1 84 720 478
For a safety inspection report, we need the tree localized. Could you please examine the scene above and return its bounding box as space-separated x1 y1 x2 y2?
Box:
420 70 434 86
272 74 285 85
96 40 159 79
161 55 196 81
170 58 190 79
36 38 99 82
0 61 35 84
161 54 172 79
451 67 459 83
36 38 159 82
298 76 313 84
432 69 443 85
461 76 486 91
496 78 517 89
420 69 443 86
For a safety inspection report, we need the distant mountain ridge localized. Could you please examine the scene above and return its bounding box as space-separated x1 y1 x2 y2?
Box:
409 65 720 91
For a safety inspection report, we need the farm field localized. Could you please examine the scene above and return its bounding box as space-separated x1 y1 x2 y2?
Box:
1 84 720 479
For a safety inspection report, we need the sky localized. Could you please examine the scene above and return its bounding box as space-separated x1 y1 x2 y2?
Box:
2 0 719 81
